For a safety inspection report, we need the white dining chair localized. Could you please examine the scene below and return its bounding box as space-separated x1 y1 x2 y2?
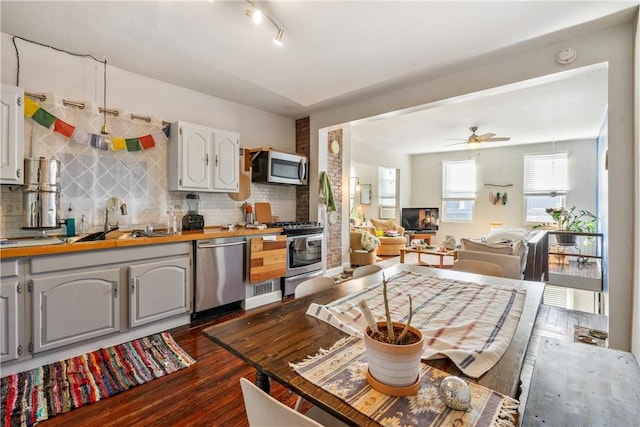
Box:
240 378 347 427
452 259 504 277
352 264 383 279
294 276 335 298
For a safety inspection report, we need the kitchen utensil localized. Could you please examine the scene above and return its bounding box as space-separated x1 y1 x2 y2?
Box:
254 202 273 224
228 171 251 201
182 193 204 230
22 157 61 230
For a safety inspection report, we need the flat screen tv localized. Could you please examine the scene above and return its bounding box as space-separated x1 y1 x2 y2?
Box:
401 208 439 232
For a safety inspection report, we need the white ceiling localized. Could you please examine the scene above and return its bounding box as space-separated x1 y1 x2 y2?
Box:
1 1 638 154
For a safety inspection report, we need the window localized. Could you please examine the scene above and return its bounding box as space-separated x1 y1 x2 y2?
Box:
523 152 568 222
378 167 396 208
442 159 476 221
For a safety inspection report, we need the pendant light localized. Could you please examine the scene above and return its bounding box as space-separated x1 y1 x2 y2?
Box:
100 58 110 146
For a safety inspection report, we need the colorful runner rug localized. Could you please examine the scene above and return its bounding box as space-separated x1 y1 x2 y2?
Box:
291 336 519 427
1 332 195 427
307 270 526 378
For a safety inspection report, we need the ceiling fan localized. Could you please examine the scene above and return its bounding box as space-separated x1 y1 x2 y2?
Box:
447 126 511 146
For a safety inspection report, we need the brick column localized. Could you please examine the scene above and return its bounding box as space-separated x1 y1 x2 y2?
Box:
295 117 310 222
325 129 343 269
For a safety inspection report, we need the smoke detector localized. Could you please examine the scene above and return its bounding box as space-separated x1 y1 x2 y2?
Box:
556 48 578 65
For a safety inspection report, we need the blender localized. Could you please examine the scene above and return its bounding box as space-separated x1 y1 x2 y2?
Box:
182 193 205 231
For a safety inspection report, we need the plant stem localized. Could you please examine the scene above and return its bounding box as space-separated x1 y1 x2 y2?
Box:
382 274 395 342
397 295 413 342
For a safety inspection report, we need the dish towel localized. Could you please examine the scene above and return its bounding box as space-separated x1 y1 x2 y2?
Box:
318 171 336 211
306 270 526 378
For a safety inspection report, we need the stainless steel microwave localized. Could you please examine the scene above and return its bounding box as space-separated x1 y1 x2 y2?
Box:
251 150 308 185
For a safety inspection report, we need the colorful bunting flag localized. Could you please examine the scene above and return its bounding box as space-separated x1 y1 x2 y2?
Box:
111 138 126 151
71 128 91 145
90 134 109 150
31 107 57 128
54 119 75 137
24 96 39 117
139 134 155 150
125 138 141 152
24 96 169 153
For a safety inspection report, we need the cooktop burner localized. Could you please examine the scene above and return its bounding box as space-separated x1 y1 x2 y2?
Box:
270 221 324 236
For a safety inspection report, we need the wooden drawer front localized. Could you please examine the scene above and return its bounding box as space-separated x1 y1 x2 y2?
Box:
249 236 286 283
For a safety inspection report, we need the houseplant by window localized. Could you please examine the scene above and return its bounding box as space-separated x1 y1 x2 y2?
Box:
544 206 597 245
360 275 424 396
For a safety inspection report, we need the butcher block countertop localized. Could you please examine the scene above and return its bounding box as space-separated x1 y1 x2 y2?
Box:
0 226 284 259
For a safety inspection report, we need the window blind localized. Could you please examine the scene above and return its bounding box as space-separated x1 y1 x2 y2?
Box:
524 152 568 194
442 159 476 199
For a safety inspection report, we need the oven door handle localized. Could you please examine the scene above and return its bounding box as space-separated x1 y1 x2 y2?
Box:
289 235 323 243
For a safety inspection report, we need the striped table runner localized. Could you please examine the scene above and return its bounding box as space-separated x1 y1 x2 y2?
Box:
291 337 519 427
306 271 526 378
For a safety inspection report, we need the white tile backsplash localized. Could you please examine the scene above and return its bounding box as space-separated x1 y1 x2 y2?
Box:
2 105 296 238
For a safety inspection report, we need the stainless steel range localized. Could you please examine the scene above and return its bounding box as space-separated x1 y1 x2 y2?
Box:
271 222 325 297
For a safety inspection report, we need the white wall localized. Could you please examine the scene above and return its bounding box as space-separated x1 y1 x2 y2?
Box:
310 23 636 351
632 9 640 361
1 33 297 235
410 140 597 245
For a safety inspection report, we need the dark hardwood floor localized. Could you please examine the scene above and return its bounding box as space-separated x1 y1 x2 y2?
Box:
40 307 304 427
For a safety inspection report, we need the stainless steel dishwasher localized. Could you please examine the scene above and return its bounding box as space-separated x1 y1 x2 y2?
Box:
195 237 246 314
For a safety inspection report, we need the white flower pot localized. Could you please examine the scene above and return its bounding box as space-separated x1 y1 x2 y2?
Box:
364 321 424 388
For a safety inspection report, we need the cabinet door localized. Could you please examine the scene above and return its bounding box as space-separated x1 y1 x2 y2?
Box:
212 130 239 191
129 256 191 328
0 281 21 363
179 124 211 190
31 268 120 353
0 84 24 185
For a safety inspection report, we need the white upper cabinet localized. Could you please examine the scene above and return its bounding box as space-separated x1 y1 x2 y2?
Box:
168 121 239 192
212 129 240 192
1 84 24 185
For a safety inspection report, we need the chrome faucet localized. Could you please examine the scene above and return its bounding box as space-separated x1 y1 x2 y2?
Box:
104 197 127 232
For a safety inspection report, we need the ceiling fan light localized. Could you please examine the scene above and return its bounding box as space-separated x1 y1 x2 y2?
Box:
273 28 284 46
252 8 263 24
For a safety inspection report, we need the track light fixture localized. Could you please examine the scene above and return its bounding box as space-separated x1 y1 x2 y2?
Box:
245 0 284 47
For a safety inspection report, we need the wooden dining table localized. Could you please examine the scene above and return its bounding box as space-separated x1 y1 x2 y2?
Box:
202 264 544 426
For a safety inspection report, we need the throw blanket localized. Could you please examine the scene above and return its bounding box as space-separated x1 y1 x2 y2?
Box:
318 171 336 211
291 337 519 427
306 271 526 378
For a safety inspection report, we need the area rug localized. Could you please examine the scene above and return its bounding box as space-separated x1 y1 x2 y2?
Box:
1 332 195 427
291 336 519 427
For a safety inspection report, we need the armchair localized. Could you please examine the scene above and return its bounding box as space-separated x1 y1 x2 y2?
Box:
368 218 407 256
349 230 378 266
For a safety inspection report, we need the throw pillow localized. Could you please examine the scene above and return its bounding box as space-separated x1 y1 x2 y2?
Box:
360 231 380 251
483 228 528 244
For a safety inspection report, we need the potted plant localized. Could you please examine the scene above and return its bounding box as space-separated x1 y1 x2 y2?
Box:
359 274 424 396
543 206 597 246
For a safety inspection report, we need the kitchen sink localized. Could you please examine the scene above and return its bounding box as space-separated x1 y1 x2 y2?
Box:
129 229 173 238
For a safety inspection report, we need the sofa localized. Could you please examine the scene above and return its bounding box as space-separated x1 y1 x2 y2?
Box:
368 219 407 256
457 228 531 279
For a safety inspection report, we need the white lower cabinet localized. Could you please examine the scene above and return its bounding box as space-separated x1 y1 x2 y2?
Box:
2 242 193 368
1 258 26 363
129 256 191 328
31 268 121 353
1 274 21 362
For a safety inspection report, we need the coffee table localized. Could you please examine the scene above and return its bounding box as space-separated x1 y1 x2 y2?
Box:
399 247 457 268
